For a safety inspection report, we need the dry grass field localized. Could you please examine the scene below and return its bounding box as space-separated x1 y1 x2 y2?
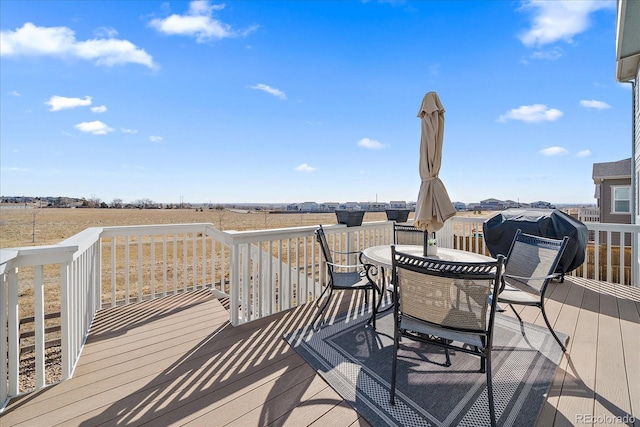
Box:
0 207 396 249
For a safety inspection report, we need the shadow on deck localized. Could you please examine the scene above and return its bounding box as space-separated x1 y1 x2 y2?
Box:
3 277 639 426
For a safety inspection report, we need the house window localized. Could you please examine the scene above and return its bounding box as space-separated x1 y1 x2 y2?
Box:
611 186 631 214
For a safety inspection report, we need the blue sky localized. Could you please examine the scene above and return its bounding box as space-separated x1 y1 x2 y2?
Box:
0 0 630 205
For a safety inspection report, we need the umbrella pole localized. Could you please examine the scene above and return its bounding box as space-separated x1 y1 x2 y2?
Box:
423 231 428 257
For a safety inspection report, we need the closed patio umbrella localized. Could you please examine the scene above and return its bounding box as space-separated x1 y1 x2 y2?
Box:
413 91 456 234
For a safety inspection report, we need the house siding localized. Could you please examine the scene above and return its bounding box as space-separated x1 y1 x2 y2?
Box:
635 69 640 225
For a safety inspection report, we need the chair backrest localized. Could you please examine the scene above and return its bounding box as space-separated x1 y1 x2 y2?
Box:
504 229 569 293
392 247 505 335
394 223 427 246
315 225 333 267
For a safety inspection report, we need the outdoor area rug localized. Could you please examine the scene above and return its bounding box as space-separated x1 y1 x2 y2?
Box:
284 308 567 427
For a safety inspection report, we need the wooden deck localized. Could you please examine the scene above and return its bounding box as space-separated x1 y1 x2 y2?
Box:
2 276 639 426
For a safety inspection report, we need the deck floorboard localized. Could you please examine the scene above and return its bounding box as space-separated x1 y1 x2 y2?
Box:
2 279 639 426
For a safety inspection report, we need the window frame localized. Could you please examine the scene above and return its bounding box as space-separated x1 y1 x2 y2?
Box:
611 185 631 214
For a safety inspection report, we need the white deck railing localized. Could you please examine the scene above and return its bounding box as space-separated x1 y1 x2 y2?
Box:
1 216 639 407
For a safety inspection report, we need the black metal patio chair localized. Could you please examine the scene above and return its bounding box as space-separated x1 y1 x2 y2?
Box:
390 246 505 426
312 225 378 329
497 229 570 351
393 223 428 246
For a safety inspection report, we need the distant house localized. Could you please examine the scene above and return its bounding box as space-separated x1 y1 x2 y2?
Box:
341 202 362 210
452 201 467 211
592 158 632 225
360 202 387 212
530 201 555 209
504 200 522 209
286 204 301 211
615 1 639 226
480 199 506 210
389 200 407 209
319 202 340 212
300 202 319 212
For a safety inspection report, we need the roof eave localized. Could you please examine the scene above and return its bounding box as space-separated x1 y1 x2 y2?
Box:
617 55 640 82
616 0 640 82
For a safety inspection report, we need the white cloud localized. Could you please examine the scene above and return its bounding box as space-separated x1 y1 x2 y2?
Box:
540 146 568 156
75 120 114 135
577 149 592 158
529 47 563 61
518 0 615 47
45 95 92 111
580 99 611 110
250 83 286 100
94 26 118 38
357 137 386 150
10 90 21 96
295 163 316 173
91 105 107 113
0 22 156 68
149 0 258 43
121 128 138 134
149 135 164 142
498 104 563 123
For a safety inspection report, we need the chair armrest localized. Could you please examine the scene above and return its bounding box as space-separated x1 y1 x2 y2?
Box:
504 272 560 281
326 261 365 270
330 249 362 256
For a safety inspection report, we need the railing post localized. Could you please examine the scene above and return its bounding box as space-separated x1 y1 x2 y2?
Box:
0 271 7 406
6 268 19 397
60 261 72 380
34 266 45 389
634 233 639 287
229 244 240 326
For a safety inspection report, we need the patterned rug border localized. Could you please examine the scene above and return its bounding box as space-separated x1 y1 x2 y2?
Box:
285 309 566 427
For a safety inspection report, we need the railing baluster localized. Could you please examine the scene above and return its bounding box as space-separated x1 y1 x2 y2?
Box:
162 235 168 296
192 233 197 290
138 235 143 301
7 268 19 397
150 235 155 299
110 237 116 307
183 234 188 292
173 234 178 294
124 236 130 305
0 272 8 404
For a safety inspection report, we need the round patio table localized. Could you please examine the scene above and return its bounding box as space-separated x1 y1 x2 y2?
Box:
361 245 494 270
361 245 496 313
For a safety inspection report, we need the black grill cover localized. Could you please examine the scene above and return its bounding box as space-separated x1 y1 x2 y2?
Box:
482 208 588 273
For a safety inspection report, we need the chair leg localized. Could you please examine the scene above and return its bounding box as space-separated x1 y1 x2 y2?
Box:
315 284 330 308
541 303 567 352
485 353 497 427
371 286 376 329
311 287 334 329
509 303 523 323
390 329 399 405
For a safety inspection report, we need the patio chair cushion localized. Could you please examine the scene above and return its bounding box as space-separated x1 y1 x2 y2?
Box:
496 283 538 305
332 271 371 289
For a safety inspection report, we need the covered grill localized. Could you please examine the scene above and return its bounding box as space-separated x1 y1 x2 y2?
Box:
482 208 588 274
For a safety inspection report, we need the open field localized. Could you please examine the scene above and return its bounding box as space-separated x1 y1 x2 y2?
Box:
0 207 494 249
0 208 391 249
